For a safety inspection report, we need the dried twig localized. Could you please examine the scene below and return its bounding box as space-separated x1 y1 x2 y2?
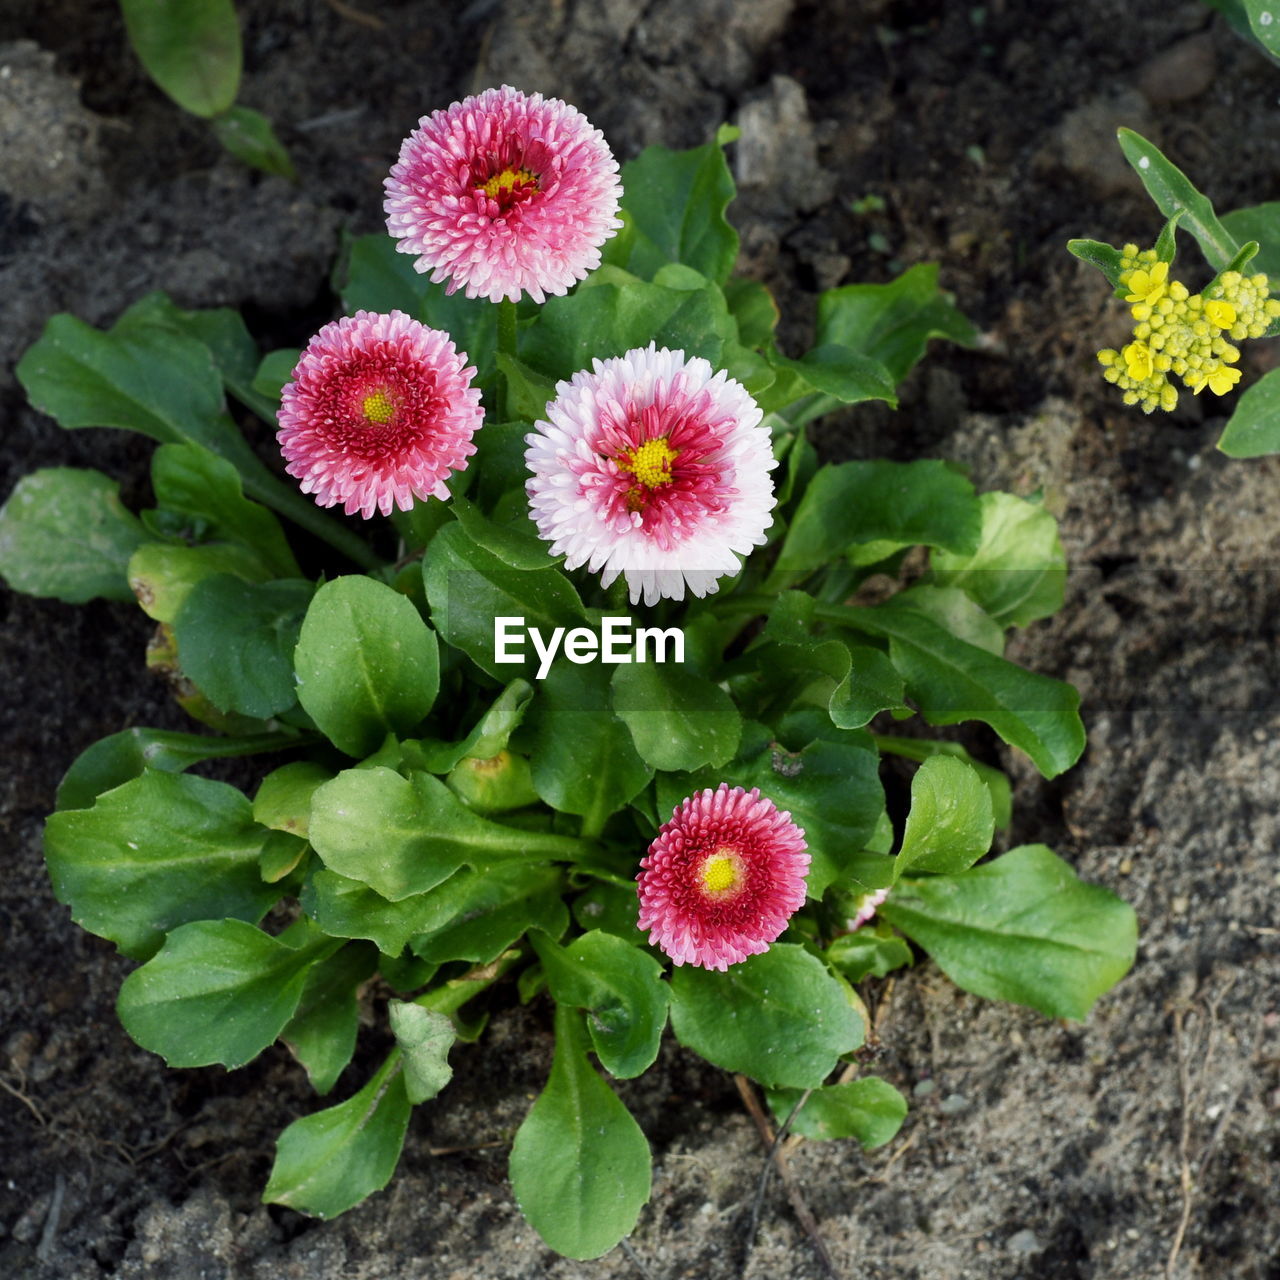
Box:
0 1072 47 1127
324 0 385 30
620 1237 654 1280
734 1074 841 1280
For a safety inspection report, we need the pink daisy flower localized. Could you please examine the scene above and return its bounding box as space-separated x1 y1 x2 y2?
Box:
637 784 810 971
524 345 776 606
383 85 623 304
277 310 482 519
845 887 890 932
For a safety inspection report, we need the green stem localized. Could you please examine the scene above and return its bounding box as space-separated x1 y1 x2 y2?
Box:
415 948 524 1021
241 468 384 571
496 298 518 421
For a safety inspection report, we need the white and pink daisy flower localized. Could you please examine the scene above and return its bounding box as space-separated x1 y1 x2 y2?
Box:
277 310 483 519
384 85 623 304
637 783 810 971
524 345 776 606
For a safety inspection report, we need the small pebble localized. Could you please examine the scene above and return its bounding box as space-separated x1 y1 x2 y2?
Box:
939 1093 968 1115
1007 1229 1042 1254
913 1078 936 1098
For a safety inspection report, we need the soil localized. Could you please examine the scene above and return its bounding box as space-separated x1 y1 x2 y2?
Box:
1 1 1278 1277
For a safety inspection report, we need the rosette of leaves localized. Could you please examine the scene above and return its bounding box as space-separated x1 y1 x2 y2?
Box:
1 130 1135 1260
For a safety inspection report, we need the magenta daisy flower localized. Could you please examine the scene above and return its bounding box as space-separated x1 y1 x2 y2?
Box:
637 784 810 971
277 310 482 519
384 85 623 304
524 345 776 606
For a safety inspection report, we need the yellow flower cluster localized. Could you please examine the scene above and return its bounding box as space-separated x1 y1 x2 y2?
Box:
1096 245 1280 413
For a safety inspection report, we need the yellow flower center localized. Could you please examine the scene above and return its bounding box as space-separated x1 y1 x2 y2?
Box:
361 389 396 425
1204 299 1237 329
618 437 679 489
700 848 743 896
480 167 538 199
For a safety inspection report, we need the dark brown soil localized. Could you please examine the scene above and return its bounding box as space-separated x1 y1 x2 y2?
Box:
2 2 1278 1277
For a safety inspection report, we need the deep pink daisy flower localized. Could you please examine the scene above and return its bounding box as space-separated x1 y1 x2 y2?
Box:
637 784 810 971
524 345 776 606
277 310 482 519
384 85 623 304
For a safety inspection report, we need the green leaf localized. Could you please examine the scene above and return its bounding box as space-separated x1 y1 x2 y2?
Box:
282 943 378 1094
120 0 241 117
881 844 1138 1020
827 603 1085 779
337 233 496 381
612 662 741 772
1217 366 1280 458
816 263 977 384
767 344 898 410
669 945 863 1089
1242 0 1280 57
1066 238 1126 290
894 756 994 879
148 442 300 579
893 583 1005 656
410 861 569 965
44 770 277 959
405 679 534 773
423 521 586 681
253 761 334 838
259 829 308 883
612 126 740 285
529 661 652 826
572 881 648 946
117 919 328 1068
302 868 442 956
253 348 300 403
873 735 1012 830
172 575 312 718
212 104 297 179
775 460 981 576
532 931 669 1079
56 726 293 812
520 275 729 383
766 1078 907 1148
264 1053 411 1219
387 1001 455 1104
725 276 779 348
1220 203 1280 278
509 1004 651 1260
826 923 914 983
450 493 555 570
0 468 148 603
117 292 269 418
294 576 440 757
128 542 270 623
930 492 1066 628
1116 129 1240 271
309 768 577 901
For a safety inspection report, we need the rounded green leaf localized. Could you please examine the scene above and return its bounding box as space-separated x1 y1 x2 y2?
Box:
308 768 578 902
43 770 278 959
669 944 864 1089
766 1077 908 1148
253 761 335 838
529 661 652 825
931 492 1066 628
881 844 1138 1020
282 943 378 1095
294 576 440 757
1217 365 1280 458
532 931 669 1079
117 919 326 1068
121 0 242 117
612 662 741 772
894 755 995 880
212 104 297 179
174 575 314 718
264 1054 411 1220
509 1005 651 1259
0 468 147 603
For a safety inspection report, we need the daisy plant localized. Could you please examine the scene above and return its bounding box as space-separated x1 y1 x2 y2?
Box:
1 88 1137 1261
1069 127 1280 456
